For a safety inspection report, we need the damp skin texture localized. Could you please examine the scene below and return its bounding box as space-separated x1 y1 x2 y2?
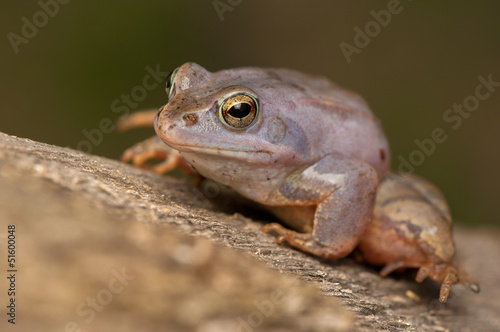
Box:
122 63 479 303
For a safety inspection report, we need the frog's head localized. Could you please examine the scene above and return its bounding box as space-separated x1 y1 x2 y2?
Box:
154 62 310 169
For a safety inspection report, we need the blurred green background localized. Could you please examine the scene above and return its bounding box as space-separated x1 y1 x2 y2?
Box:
1 1 498 226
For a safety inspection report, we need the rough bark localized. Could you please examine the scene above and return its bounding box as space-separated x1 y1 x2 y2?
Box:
0 132 498 331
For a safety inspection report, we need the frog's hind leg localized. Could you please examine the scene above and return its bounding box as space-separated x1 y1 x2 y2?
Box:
405 174 480 301
358 173 480 302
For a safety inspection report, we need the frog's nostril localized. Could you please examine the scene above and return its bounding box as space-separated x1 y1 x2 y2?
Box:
182 113 198 126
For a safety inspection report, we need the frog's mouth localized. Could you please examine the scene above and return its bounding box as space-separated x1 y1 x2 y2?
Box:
165 142 272 158
155 106 274 159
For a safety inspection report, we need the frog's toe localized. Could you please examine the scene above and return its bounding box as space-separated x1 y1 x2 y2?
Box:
262 223 351 259
437 265 481 302
379 261 406 276
121 136 187 174
262 223 306 244
415 266 430 282
121 143 168 166
438 266 459 303
414 263 479 302
457 268 480 293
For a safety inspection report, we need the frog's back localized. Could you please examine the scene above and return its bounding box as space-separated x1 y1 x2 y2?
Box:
269 68 373 116
258 67 391 178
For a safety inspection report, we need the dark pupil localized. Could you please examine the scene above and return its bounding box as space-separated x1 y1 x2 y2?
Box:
228 103 251 118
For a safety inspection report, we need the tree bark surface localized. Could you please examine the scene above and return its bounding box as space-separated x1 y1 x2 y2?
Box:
0 132 498 331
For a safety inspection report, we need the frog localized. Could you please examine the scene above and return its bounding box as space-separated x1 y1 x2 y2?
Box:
119 62 479 303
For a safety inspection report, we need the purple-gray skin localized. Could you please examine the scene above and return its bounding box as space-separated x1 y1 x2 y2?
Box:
120 63 479 303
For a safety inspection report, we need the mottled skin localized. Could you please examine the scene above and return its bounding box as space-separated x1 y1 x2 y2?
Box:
358 173 479 302
120 62 479 302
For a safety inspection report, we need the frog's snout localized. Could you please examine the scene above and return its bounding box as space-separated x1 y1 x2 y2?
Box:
153 104 166 127
155 103 181 128
154 104 178 133
154 102 195 148
154 104 173 138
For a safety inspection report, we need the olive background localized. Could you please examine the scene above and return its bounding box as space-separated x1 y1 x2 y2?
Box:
1 1 498 227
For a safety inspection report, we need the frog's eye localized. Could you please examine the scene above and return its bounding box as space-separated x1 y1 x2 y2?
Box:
218 93 260 129
165 67 179 101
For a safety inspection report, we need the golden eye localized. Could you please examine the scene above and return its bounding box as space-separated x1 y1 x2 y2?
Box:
219 93 259 129
165 67 179 101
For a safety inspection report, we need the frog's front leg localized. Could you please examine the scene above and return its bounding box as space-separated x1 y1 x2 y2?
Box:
116 108 158 132
121 135 196 176
118 109 197 175
264 154 379 259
